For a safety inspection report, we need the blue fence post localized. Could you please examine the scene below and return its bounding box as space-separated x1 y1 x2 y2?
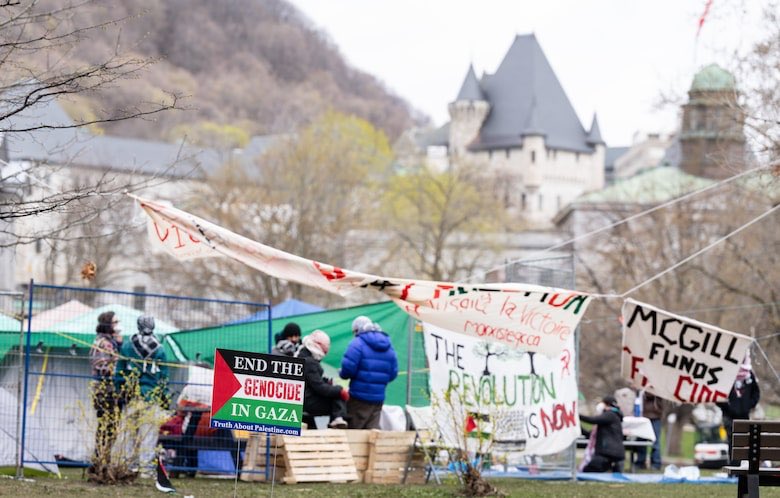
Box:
265 302 273 482
19 280 35 477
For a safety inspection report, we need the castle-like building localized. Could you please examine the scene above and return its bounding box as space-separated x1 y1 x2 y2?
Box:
413 34 606 228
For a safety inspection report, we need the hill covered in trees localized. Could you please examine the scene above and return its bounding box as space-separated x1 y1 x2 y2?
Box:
52 0 421 143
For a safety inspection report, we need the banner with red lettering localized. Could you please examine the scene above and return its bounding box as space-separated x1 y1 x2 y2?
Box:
423 323 579 457
621 299 754 404
133 194 592 357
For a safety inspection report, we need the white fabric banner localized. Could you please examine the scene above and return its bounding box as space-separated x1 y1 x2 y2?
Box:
133 195 592 357
423 323 580 456
620 299 754 403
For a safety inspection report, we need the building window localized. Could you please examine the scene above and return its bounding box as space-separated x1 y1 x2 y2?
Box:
504 188 510 208
133 286 146 311
689 108 700 130
538 194 543 210
521 193 527 210
531 150 536 163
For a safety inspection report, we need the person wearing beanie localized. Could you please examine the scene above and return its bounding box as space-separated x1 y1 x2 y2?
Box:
579 395 625 472
115 314 172 478
296 330 348 429
717 352 760 465
88 310 123 475
272 322 302 357
351 316 371 335
339 318 398 429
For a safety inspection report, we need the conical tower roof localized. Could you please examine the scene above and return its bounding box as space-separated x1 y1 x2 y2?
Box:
471 34 591 152
586 114 605 145
455 64 486 101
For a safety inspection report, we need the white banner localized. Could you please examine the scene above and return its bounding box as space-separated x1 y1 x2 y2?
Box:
423 323 580 457
621 299 754 403
133 194 592 357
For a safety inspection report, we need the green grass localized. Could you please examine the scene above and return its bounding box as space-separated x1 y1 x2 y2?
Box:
2 472 778 498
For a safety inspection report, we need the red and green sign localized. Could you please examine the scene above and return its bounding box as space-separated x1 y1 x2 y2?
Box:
211 349 305 435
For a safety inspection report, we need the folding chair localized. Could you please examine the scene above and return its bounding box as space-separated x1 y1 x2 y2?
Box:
403 405 450 484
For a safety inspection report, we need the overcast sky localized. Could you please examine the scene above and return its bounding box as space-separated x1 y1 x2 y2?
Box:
288 0 768 146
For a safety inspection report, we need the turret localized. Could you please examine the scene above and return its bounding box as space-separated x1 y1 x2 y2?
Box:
679 64 745 179
586 114 606 190
448 64 490 157
521 98 545 189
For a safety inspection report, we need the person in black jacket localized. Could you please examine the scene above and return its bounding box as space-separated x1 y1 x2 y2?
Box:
717 353 760 465
579 395 625 472
271 322 301 357
296 330 349 429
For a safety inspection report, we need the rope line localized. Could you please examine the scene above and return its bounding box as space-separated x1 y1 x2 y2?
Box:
755 342 780 386
618 203 780 297
464 164 774 283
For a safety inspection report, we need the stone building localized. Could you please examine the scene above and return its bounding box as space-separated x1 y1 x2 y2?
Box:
679 63 745 179
412 34 606 228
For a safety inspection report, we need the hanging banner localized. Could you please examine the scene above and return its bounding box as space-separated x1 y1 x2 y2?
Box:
423 323 579 457
132 194 592 357
211 349 305 435
620 299 754 404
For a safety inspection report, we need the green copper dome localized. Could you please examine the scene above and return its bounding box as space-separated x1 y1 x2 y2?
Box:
690 64 736 92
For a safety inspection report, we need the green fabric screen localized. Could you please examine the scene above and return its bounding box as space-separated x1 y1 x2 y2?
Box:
165 301 429 406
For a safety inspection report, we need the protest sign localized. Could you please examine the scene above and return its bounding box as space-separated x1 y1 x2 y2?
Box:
211 349 304 435
621 299 754 403
135 194 591 357
423 323 579 457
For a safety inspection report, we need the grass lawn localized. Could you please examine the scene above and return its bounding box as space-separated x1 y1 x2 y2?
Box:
2 472 777 498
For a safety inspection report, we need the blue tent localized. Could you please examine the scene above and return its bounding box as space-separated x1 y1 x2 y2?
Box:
232 298 324 324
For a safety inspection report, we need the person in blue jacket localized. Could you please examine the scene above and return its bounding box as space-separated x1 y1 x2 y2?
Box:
339 316 398 429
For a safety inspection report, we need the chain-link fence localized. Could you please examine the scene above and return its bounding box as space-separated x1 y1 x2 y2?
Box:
0 291 25 477
11 282 270 478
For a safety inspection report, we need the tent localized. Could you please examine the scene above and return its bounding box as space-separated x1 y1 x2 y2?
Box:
0 387 59 474
231 298 325 323
50 303 179 335
0 304 187 363
0 313 20 333
165 301 428 407
29 300 92 332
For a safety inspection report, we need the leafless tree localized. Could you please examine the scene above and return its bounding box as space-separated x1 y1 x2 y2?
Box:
0 0 181 248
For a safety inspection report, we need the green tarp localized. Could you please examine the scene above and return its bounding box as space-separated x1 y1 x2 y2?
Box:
165 301 429 406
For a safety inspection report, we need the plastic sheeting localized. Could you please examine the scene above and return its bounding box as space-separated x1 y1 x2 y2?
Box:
0 387 59 473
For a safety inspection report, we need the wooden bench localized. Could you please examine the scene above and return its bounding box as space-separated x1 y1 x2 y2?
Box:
725 420 780 498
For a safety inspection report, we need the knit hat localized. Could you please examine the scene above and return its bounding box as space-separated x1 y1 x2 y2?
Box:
302 330 330 361
352 316 371 334
602 395 619 409
137 315 156 336
281 322 302 340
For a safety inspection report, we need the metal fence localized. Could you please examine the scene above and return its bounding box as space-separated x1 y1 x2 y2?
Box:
5 262 580 480
7 282 271 478
507 254 578 477
0 291 25 477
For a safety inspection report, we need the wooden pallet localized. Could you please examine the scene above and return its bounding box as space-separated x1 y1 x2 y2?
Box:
345 430 372 482
280 429 359 484
240 433 286 482
364 430 425 484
